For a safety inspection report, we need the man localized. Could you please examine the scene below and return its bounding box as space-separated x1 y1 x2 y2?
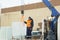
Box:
24 17 34 38
45 15 58 40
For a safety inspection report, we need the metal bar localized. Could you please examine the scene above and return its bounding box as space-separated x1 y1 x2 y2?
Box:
43 0 60 16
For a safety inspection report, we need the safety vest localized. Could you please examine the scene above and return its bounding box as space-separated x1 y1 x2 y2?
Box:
26 20 32 27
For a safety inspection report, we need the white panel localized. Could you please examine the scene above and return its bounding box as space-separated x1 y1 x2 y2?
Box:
24 0 42 5
1 0 21 8
12 22 26 38
0 27 12 40
1 0 44 8
58 17 60 40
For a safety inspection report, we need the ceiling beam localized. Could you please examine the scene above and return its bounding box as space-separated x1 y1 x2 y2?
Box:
1 0 60 13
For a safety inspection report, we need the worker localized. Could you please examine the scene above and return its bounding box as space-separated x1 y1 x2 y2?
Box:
49 15 58 32
45 15 58 40
24 17 34 38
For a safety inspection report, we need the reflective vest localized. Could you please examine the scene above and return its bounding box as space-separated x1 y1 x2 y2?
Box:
26 20 32 27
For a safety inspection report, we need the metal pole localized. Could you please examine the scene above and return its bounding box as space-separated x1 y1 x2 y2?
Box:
20 0 25 40
42 19 44 40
